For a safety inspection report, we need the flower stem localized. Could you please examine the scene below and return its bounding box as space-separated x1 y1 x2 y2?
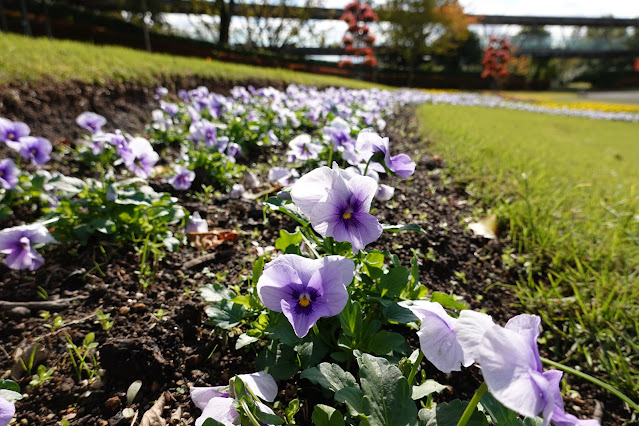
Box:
540 357 639 412
407 351 423 385
363 156 373 176
327 148 333 166
456 381 487 426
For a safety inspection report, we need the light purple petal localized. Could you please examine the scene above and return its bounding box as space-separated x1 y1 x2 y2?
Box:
236 371 278 402
345 173 378 212
257 264 303 312
375 184 394 202
263 254 321 286
478 326 550 418
0 395 15 426
307 265 349 317
195 397 238 426
505 314 542 372
339 212 382 253
281 298 329 338
455 310 495 366
387 153 416 178
190 386 228 410
400 301 464 373
6 245 43 270
290 166 334 215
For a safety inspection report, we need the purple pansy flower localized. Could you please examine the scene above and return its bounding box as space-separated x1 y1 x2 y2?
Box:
225 141 241 159
375 184 394 202
0 118 30 145
189 119 218 148
170 166 195 190
0 159 19 190
191 371 277 426
123 137 159 178
291 164 382 253
267 167 299 186
154 86 168 99
229 183 245 199
399 300 473 373
323 117 353 149
0 395 15 426
186 212 208 233
17 136 52 166
76 112 107 134
287 134 322 162
0 223 56 270
257 254 355 338
160 100 179 117
354 130 415 178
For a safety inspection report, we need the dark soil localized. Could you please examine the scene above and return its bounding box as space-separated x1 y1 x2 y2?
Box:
0 78 632 425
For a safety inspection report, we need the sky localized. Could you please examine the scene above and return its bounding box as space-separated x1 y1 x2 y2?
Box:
313 0 639 18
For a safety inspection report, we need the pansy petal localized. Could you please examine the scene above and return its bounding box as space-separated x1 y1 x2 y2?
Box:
0 395 15 426
237 371 278 402
307 266 349 317
290 166 334 215
257 264 303 312
281 298 329 338
265 254 321 285
346 173 378 211
478 326 548 418
455 310 495 366
505 314 542 372
343 212 382 253
190 386 228 410
195 397 238 426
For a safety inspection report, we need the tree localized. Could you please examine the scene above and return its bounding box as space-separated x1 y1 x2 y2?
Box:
338 1 379 69
234 0 323 50
379 0 473 81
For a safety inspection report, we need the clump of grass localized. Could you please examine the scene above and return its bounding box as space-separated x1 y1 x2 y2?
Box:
417 103 639 395
0 33 387 90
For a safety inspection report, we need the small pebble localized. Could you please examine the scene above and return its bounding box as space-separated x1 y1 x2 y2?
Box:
132 303 147 312
105 396 121 412
9 307 30 318
119 306 130 315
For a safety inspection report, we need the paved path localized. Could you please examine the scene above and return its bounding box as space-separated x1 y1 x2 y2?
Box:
581 91 639 104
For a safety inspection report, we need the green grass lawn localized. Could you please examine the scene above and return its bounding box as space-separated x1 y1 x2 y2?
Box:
0 33 385 89
418 104 639 398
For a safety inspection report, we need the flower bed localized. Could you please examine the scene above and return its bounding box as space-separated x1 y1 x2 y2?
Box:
0 83 631 425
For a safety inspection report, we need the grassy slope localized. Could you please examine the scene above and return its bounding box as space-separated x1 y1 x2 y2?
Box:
0 33 386 89
418 104 639 396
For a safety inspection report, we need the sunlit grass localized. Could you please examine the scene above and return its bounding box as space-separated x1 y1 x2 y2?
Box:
418 104 639 397
0 33 386 90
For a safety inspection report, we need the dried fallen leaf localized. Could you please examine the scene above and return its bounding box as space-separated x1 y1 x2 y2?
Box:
140 391 170 426
468 214 498 239
241 183 283 200
187 229 239 251
11 341 49 379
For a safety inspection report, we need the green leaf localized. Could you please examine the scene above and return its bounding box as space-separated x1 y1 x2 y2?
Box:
358 353 418 426
202 418 226 426
266 312 300 346
254 409 285 425
296 337 329 369
252 256 265 288
373 298 419 324
275 229 303 252
0 389 22 403
411 380 447 400
204 300 246 329
236 334 259 349
339 299 363 339
480 392 543 426
334 386 366 416
379 267 410 298
300 363 358 393
418 400 488 426
366 331 406 355
200 283 236 303
430 292 468 310
312 404 346 426
0 380 20 393
256 341 299 381
382 223 427 234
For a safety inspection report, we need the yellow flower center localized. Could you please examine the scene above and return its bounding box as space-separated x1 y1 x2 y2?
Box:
342 210 352 220
298 293 311 307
